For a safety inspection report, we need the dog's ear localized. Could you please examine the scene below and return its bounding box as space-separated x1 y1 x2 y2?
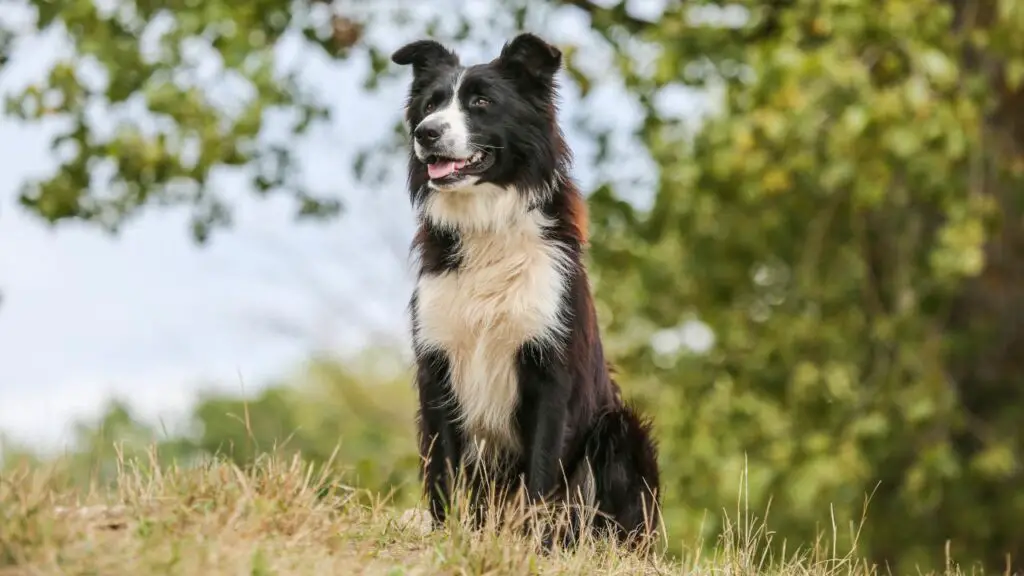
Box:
496 33 562 85
391 40 459 76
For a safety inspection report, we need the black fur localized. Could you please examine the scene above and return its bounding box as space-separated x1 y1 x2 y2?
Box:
393 32 661 548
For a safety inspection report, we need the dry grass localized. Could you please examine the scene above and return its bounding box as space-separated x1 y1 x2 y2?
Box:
0 450 973 576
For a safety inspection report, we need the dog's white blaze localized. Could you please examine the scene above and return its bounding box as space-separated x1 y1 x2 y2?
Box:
415 186 571 463
413 71 473 160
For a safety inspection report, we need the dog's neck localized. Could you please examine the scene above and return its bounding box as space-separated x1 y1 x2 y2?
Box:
418 182 550 235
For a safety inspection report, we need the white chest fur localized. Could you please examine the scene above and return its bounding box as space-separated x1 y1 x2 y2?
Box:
415 207 570 463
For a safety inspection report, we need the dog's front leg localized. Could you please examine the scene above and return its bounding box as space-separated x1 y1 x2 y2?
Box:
517 342 571 504
416 350 463 527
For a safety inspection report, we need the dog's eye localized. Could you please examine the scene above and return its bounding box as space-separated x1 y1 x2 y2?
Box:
424 102 436 113
470 96 491 108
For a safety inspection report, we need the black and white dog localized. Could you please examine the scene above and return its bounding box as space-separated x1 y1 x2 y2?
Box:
392 32 661 547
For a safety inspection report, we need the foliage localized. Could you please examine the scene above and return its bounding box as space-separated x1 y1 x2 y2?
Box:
5 0 1024 573
580 2 1024 573
186 352 421 502
2 0 355 241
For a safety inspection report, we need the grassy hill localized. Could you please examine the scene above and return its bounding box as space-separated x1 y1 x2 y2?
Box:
0 452 973 575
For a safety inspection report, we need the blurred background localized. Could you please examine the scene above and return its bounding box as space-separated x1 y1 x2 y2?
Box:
1 0 1023 572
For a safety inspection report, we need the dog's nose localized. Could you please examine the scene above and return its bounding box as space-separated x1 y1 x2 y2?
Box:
414 120 444 145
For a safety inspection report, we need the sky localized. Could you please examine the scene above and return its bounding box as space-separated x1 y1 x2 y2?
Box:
0 0 711 452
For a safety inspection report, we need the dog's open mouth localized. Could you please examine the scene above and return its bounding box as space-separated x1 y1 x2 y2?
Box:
425 151 493 183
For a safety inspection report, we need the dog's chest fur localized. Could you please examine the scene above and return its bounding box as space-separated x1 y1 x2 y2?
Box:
415 208 570 462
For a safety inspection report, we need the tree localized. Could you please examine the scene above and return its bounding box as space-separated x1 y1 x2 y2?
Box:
5 0 1024 572
2 0 356 241
571 1 1024 572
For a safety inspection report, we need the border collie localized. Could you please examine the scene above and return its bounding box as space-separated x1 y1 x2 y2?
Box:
391 32 661 547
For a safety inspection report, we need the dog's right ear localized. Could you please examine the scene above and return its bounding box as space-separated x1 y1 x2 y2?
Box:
391 40 459 76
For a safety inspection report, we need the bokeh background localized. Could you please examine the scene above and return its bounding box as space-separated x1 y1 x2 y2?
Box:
2 0 1023 573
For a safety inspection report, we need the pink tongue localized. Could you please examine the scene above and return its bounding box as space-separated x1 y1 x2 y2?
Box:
428 159 467 180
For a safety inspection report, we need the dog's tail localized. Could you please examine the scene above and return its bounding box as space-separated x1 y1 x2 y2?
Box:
577 403 661 547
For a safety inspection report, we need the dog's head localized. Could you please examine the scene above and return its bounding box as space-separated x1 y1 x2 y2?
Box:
392 33 564 197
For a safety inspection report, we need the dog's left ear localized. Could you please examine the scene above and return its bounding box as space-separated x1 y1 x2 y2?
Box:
496 33 562 85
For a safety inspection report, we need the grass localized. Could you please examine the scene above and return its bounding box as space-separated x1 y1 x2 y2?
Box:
0 449 977 576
